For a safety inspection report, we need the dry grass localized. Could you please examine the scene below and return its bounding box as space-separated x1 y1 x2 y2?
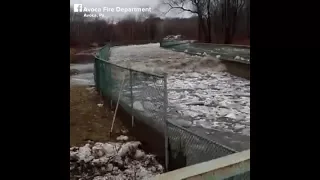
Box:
70 86 128 146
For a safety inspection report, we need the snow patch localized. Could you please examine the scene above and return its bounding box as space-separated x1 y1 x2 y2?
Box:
70 141 163 180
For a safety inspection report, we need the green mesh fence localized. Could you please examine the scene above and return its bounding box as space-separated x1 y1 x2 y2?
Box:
160 40 250 63
94 44 249 179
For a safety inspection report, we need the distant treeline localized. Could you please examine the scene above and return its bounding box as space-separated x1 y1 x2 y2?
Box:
70 0 250 47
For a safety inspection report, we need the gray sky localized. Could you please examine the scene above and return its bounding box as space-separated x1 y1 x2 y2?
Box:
70 0 192 19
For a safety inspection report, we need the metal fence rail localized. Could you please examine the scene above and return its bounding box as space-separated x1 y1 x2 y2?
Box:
93 44 249 179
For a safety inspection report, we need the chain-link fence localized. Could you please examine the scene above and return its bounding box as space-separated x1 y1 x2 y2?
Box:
160 40 250 63
94 44 249 179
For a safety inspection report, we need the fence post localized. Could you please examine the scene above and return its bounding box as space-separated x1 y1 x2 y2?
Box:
163 73 169 172
130 69 134 127
109 64 113 108
97 59 101 94
94 58 98 91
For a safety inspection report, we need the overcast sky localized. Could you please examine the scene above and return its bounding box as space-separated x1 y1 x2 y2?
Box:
70 0 192 19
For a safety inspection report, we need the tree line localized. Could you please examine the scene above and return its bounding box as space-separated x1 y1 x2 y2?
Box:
70 0 250 47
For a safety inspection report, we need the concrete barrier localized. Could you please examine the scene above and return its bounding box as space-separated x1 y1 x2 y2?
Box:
153 150 250 180
222 59 250 80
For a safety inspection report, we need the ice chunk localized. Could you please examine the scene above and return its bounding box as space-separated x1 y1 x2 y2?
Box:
133 101 144 111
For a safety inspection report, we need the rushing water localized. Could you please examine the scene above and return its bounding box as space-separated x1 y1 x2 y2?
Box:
70 63 95 86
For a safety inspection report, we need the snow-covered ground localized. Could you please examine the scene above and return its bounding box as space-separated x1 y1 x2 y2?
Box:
70 138 163 180
109 43 250 139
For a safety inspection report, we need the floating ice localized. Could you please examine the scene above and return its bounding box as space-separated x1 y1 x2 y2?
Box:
108 43 250 136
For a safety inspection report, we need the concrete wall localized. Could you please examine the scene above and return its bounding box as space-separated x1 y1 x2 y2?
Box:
222 60 250 80
153 150 250 180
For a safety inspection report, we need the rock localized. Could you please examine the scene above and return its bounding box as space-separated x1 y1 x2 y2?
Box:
70 141 163 180
225 113 237 119
216 55 221 59
176 119 192 128
106 164 113 172
151 166 157 172
206 114 216 121
92 146 105 158
121 129 129 134
134 150 145 159
143 101 156 110
136 166 149 178
113 155 124 167
93 176 105 180
133 101 144 111
100 166 106 173
87 140 95 146
70 151 78 161
188 72 200 78
241 128 250 136
102 143 117 157
111 169 119 175
235 114 246 121
78 144 94 163
116 135 129 141
86 87 95 91
242 121 250 126
157 164 164 172
124 169 134 175
70 147 78 151
70 69 80 75
204 99 214 106
234 123 246 130
118 141 141 157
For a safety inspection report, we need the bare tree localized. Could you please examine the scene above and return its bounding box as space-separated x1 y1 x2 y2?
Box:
218 0 245 43
161 0 211 42
159 0 248 44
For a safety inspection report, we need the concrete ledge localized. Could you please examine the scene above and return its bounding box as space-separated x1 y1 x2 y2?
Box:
152 150 250 180
222 60 250 80
192 43 250 49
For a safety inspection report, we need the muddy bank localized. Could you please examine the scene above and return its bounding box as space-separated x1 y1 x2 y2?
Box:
70 86 165 167
70 86 128 146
